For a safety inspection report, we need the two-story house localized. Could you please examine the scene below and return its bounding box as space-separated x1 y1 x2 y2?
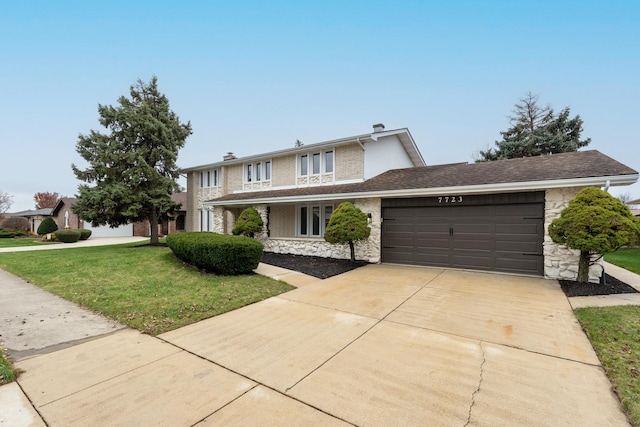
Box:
183 124 638 281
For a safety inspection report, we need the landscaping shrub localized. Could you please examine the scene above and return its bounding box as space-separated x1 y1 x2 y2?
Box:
55 229 81 243
37 217 58 235
0 229 27 238
0 216 29 232
78 229 92 240
232 207 264 237
166 232 264 275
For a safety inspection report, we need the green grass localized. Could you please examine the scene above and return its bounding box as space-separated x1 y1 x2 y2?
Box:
605 248 640 275
0 237 59 248
575 306 640 426
0 242 294 336
0 351 16 385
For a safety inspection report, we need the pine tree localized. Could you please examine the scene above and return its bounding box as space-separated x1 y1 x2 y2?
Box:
478 92 591 161
72 76 192 245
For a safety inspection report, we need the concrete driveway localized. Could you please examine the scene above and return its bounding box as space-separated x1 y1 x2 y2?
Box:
13 265 629 426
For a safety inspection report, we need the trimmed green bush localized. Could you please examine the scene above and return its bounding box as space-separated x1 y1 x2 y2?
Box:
0 217 29 232
324 202 371 262
166 232 264 275
55 229 81 243
78 229 92 240
232 207 264 237
0 229 27 238
37 217 58 235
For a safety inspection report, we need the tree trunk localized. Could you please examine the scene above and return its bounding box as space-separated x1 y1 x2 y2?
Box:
349 240 355 263
149 208 159 246
576 250 591 283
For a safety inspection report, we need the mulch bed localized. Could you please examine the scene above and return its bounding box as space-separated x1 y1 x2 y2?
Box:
262 252 638 297
559 274 638 297
261 252 368 279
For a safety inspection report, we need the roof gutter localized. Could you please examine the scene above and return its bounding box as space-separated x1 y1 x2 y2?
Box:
203 173 638 207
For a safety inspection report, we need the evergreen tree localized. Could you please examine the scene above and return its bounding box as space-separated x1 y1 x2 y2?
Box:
72 76 192 245
548 187 640 283
478 92 591 161
232 207 264 237
324 202 371 263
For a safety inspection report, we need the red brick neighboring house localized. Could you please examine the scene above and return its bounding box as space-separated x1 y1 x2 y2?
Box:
51 198 83 230
51 193 187 236
132 192 187 236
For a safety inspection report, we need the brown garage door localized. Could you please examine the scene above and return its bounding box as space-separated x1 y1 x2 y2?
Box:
381 192 545 276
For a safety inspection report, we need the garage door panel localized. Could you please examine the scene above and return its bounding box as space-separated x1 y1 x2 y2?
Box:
382 196 544 276
495 257 542 274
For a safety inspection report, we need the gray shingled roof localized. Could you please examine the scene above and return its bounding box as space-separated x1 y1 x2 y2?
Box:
207 150 638 204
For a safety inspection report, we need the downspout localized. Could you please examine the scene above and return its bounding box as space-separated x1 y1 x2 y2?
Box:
603 179 611 192
356 137 365 151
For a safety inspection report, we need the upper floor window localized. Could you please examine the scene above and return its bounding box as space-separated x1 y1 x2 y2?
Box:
298 150 334 177
199 169 220 188
244 160 271 183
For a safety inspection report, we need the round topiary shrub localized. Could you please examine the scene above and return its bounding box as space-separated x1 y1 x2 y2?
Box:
232 207 264 237
166 232 264 275
55 229 81 243
78 229 92 240
37 217 58 235
0 216 29 232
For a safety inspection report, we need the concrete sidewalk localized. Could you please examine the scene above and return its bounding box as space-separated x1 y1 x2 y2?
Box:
2 263 635 426
0 236 149 253
569 261 640 308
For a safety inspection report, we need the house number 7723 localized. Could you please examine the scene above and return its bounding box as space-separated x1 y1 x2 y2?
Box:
438 196 463 203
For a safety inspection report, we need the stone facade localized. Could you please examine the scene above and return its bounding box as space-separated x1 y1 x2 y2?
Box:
258 198 381 263
543 187 602 282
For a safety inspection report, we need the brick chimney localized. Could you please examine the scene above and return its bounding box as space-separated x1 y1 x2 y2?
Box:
223 152 237 161
373 123 385 133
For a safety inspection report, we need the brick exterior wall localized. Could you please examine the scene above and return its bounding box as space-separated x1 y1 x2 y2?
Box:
186 171 199 232
225 164 244 193
268 205 296 238
335 143 364 181
272 154 296 187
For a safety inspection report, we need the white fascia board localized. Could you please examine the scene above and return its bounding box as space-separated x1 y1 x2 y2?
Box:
368 128 425 166
203 174 638 207
181 133 372 172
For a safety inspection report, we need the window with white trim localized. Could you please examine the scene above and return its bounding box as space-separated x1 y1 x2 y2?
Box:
244 160 271 183
199 209 214 231
297 203 333 237
298 150 334 177
199 169 220 188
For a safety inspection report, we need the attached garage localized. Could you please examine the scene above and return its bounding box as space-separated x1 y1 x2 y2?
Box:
83 222 133 238
382 192 545 276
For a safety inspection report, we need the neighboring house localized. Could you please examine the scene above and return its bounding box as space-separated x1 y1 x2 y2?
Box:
51 198 83 230
6 208 53 233
51 194 186 238
132 192 187 236
184 124 639 282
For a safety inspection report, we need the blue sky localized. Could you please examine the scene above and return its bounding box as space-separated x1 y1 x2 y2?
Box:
1 1 638 211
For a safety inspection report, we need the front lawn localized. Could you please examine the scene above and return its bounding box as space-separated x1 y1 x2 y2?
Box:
0 237 59 248
605 248 640 275
575 306 640 426
0 242 294 335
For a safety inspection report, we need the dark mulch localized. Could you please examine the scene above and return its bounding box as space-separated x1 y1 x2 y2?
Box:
261 252 368 279
559 274 638 297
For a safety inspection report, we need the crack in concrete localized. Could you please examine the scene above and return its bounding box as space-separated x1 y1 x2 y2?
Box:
465 342 486 427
